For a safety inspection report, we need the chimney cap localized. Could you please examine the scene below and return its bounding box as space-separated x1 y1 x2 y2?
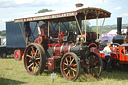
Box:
75 3 84 8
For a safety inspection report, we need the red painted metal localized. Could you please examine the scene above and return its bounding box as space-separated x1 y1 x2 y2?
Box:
88 43 98 48
34 36 42 44
53 45 71 56
96 45 128 65
14 49 23 60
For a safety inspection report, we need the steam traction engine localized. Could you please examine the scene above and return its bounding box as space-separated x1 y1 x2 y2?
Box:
14 7 111 81
97 17 128 69
24 31 102 81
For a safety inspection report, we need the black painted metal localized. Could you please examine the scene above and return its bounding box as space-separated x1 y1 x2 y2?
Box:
112 17 124 44
113 35 125 44
76 13 82 35
117 17 122 35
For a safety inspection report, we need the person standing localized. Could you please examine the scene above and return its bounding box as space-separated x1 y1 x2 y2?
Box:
103 42 112 72
124 27 128 43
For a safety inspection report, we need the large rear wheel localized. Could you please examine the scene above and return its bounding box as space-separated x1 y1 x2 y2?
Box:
60 52 80 81
24 43 46 75
83 52 103 77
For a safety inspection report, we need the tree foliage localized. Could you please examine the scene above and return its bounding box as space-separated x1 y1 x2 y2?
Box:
37 9 53 13
69 20 92 32
0 30 6 36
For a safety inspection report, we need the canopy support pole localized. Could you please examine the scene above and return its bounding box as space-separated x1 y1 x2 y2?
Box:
101 18 106 35
48 21 50 37
85 15 86 42
18 22 27 45
75 15 84 42
58 22 60 38
96 16 99 41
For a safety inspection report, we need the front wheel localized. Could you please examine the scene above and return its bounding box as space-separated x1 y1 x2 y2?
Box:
83 52 103 77
60 52 80 81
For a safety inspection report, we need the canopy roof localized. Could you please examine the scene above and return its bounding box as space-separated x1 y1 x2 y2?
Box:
14 7 111 23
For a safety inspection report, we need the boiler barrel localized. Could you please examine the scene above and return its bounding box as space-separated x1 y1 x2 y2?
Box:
112 35 125 44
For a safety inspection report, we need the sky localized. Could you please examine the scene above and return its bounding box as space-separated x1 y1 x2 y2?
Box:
0 0 128 30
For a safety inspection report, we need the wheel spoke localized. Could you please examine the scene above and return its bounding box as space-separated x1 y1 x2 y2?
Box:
34 66 38 73
28 63 33 68
73 64 77 67
35 58 40 60
65 57 68 65
29 60 32 62
92 68 95 76
93 68 98 76
70 56 71 62
95 65 100 68
64 68 67 71
66 70 70 76
27 54 32 58
38 61 40 65
64 63 68 66
69 70 71 78
94 60 98 65
73 71 75 77
35 62 39 68
31 51 34 57
31 46 35 53
35 49 38 55
70 58 74 65
71 67 76 72
32 62 35 71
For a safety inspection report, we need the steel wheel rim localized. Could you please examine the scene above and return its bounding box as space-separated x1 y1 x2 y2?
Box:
24 45 41 75
62 55 78 80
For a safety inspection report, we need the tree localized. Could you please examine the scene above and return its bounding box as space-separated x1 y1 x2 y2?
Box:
69 20 92 32
82 20 92 32
37 9 53 13
0 30 6 36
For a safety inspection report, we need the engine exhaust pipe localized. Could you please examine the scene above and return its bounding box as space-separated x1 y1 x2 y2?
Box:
117 17 122 35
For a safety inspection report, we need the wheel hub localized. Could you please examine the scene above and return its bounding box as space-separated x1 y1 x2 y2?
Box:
31 57 35 62
67 64 71 69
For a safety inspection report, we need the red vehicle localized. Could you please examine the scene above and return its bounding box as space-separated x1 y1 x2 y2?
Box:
94 18 128 69
14 7 111 81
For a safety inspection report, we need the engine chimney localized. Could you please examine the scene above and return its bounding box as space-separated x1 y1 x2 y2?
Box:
117 17 122 35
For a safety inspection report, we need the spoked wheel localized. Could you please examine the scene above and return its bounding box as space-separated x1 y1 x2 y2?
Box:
24 43 46 75
60 52 80 81
83 52 103 77
14 49 23 61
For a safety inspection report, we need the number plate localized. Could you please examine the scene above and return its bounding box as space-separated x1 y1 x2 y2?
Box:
51 73 56 79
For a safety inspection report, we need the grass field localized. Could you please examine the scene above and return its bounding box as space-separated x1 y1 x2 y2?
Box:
0 59 128 85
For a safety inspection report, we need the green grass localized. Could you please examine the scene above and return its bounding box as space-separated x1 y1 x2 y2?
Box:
0 59 128 85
